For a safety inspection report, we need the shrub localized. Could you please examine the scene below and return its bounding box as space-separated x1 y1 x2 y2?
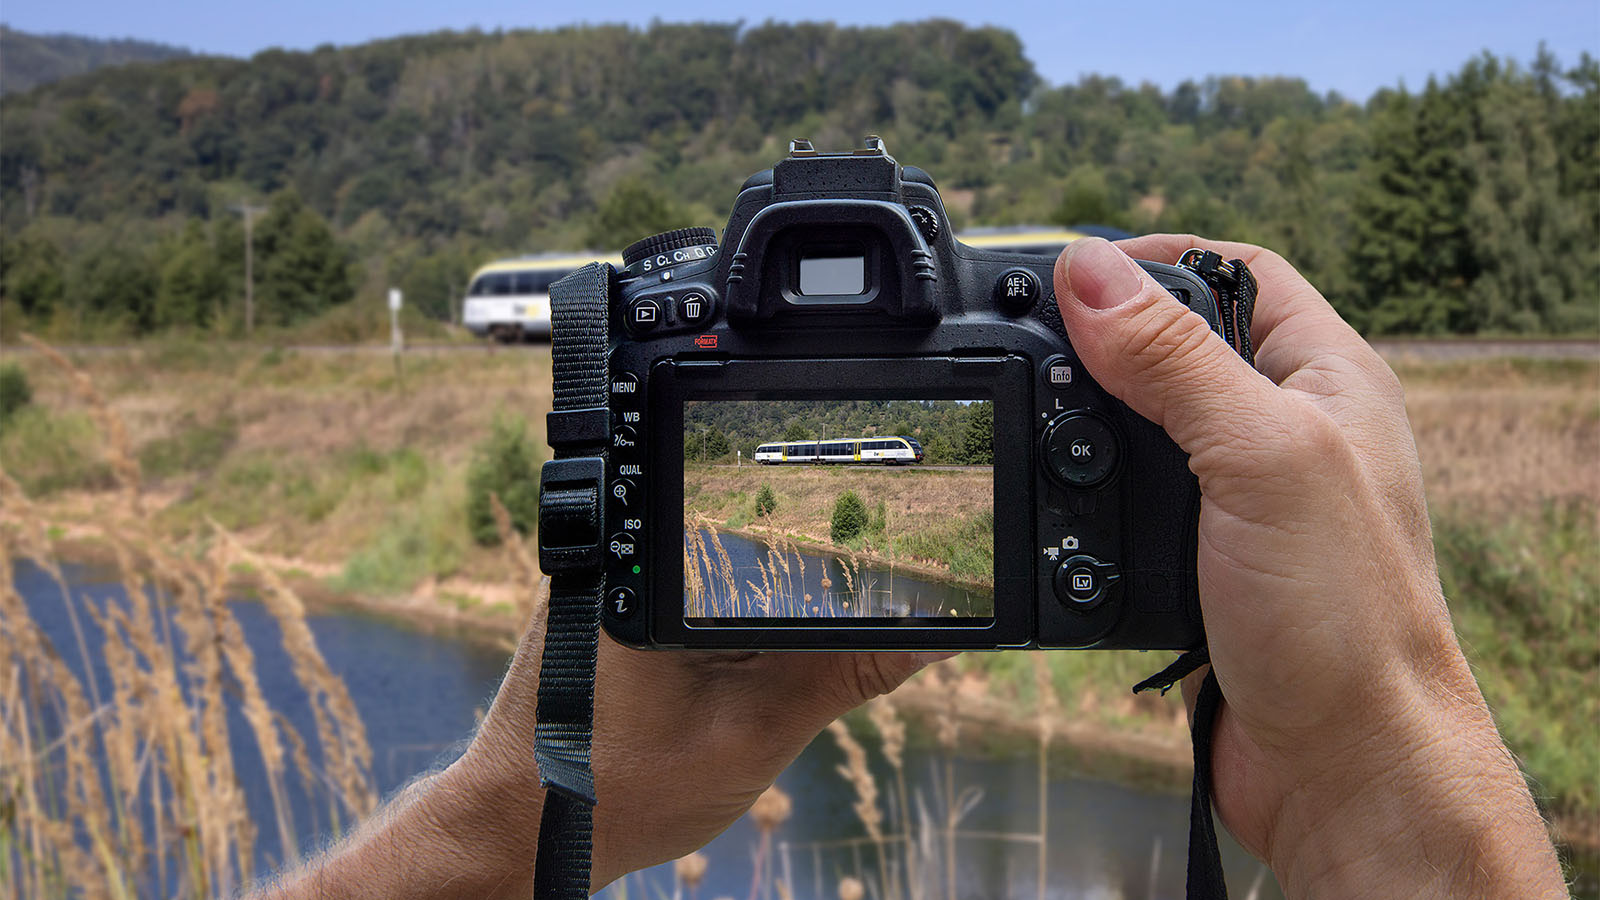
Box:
466 415 541 546
830 490 868 544
755 483 778 518
0 363 31 425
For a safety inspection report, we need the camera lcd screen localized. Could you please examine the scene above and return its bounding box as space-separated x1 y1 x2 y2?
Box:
798 255 865 295
683 399 995 623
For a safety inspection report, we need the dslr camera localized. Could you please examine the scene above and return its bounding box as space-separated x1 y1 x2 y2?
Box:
539 137 1255 651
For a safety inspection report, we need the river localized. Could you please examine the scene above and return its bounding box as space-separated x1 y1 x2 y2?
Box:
686 528 992 619
11 557 1289 898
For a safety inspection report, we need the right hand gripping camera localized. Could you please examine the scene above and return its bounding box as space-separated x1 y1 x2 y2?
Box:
539 137 1257 651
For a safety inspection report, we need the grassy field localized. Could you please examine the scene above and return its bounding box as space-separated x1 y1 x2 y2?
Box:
1 345 1595 848
0 342 551 623
684 462 995 584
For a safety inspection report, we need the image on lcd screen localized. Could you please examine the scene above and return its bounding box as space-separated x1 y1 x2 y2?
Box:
683 400 994 622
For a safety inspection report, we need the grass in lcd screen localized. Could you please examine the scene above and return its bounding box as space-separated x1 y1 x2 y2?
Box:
682 399 996 621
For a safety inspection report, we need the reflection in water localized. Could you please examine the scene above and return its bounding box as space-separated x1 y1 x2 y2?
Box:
684 527 993 618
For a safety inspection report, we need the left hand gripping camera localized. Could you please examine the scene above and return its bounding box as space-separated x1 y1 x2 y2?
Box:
538 137 1257 652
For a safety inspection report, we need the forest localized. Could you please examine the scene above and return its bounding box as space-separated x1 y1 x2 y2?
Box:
0 21 1595 339
683 399 994 465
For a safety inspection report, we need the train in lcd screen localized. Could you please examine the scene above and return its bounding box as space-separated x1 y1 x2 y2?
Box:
753 436 925 465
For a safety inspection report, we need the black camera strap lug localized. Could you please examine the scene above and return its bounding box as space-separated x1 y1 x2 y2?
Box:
534 261 615 900
1177 248 1258 367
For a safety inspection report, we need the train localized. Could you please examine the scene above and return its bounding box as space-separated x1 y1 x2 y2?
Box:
753 436 924 465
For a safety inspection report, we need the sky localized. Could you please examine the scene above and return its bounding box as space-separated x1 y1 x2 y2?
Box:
4 0 1597 101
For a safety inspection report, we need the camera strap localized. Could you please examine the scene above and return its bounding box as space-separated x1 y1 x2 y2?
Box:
534 262 615 899
1131 249 1260 900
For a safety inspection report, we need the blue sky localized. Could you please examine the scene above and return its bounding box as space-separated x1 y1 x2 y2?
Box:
4 0 1596 100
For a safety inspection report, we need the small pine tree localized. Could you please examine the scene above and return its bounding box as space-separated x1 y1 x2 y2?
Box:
755 483 778 518
830 490 868 544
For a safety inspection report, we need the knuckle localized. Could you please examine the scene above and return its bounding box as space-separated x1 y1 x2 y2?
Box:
1114 294 1218 384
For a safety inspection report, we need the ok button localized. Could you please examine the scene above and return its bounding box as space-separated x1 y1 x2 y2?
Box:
1043 413 1119 489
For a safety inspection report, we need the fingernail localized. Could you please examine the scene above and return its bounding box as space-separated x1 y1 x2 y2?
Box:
1066 238 1144 310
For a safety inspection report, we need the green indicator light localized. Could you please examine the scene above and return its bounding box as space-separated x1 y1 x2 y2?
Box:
632 565 641 574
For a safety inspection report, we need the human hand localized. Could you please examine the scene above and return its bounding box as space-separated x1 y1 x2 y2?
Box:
1055 235 1565 897
456 626 947 893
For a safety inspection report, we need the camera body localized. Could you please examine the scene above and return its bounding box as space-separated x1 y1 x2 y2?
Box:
551 139 1243 651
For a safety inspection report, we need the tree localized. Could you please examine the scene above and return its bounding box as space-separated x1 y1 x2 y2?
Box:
156 220 224 329
584 178 692 250
830 490 867 544
704 428 731 460
782 422 811 442
466 416 541 546
1 231 64 321
72 242 158 333
755 483 777 518
958 401 994 465
255 189 353 326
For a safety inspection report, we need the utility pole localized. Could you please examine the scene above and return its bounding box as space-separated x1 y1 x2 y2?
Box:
232 203 266 336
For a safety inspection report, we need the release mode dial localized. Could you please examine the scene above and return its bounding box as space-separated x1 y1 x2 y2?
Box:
622 227 719 271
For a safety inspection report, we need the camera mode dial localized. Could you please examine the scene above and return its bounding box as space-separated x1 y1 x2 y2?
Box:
623 227 719 272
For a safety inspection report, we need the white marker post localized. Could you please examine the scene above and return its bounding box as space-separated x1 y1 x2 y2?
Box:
737 449 741 468
388 288 404 383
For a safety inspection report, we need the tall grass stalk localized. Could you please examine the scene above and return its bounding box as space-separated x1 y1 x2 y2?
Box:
0 339 375 898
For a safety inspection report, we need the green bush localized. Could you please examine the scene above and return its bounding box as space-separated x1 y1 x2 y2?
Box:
0 363 31 426
466 416 541 546
755 483 777 518
137 416 237 479
830 490 868 544
0 407 115 495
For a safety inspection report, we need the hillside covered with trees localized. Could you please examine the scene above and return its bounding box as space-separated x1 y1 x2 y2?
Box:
0 21 1594 339
0 26 190 94
684 399 994 465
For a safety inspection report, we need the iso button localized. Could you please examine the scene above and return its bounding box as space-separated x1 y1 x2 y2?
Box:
607 532 638 562
1042 413 1119 489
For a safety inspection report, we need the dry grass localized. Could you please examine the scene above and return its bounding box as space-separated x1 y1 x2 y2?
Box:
0 339 375 899
1398 358 1598 512
686 464 991 546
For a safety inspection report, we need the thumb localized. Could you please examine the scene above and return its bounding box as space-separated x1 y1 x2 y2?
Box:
1054 238 1282 463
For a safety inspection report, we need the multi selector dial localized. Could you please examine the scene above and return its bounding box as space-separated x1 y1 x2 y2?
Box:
1041 412 1120 489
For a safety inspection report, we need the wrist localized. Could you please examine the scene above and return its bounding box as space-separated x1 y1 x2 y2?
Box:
1266 648 1564 898
425 744 546 896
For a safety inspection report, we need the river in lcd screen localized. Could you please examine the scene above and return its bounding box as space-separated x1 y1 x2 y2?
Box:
686 528 993 619
10 557 1287 899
